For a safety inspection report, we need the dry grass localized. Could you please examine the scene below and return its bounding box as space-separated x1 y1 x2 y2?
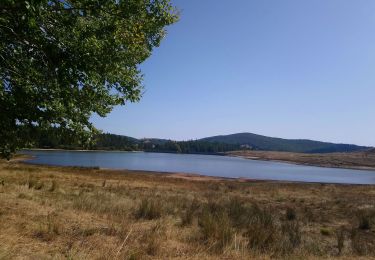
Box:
228 150 375 170
0 159 375 259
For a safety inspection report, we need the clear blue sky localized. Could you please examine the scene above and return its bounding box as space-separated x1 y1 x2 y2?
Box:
92 0 375 146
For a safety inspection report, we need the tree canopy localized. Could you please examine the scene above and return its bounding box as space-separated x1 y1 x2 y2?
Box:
0 0 178 159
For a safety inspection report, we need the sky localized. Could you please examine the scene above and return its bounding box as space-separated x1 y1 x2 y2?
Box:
91 0 375 146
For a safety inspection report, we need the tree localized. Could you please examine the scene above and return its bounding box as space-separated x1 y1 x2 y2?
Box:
0 0 178 159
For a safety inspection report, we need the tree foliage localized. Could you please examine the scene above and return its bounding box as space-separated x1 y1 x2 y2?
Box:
0 0 178 159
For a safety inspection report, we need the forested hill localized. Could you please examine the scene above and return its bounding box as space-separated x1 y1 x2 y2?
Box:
34 131 371 154
199 132 370 153
35 132 242 154
94 134 240 154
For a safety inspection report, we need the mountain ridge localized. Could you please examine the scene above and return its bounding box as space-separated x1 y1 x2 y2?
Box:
35 129 372 154
198 132 370 153
98 132 370 154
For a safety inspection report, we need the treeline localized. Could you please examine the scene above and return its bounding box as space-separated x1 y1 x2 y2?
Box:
33 130 244 154
35 131 139 151
143 140 242 154
94 134 138 151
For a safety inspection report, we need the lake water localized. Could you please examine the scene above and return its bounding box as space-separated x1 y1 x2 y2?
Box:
22 150 375 184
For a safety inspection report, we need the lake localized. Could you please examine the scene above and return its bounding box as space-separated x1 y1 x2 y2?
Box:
22 150 375 184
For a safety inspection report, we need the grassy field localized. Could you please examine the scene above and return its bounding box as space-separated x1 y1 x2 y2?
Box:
1 159 375 259
228 150 375 170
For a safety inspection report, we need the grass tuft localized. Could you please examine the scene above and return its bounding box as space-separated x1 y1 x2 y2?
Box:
336 227 345 255
286 207 297 221
357 209 374 230
244 206 277 253
320 227 330 236
49 179 58 192
181 198 200 226
198 209 233 252
33 213 61 242
135 198 163 220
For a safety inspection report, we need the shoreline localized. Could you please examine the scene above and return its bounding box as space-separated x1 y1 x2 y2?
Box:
14 156 375 186
22 148 375 172
227 150 375 172
228 154 375 172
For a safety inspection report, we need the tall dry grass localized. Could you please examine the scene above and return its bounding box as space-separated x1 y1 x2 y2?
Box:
0 160 375 259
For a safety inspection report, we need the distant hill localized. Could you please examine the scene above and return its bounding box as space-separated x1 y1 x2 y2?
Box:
199 132 370 153
34 130 371 154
